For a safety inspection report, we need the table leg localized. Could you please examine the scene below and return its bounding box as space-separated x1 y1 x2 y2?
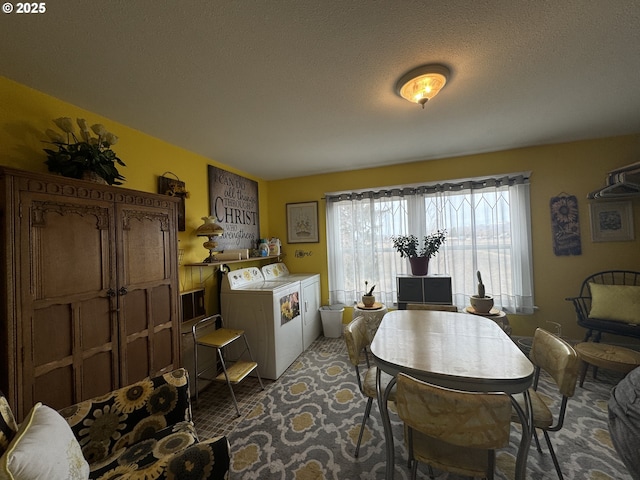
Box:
376 368 397 480
511 390 533 480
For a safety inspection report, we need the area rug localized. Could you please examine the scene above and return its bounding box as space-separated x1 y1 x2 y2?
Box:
226 336 632 479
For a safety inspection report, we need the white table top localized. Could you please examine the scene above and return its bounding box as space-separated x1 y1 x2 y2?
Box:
370 309 534 394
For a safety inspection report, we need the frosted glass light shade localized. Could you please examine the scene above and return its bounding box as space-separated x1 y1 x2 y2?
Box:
396 64 450 107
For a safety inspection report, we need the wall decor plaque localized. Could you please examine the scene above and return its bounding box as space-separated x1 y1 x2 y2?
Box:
208 165 259 251
550 194 581 255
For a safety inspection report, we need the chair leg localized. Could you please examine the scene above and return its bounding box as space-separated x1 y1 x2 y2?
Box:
488 450 495 480
578 360 589 387
532 427 543 453
241 333 265 390
217 348 241 417
425 464 434 480
406 427 413 469
193 341 200 408
543 430 564 480
355 397 373 457
410 461 419 480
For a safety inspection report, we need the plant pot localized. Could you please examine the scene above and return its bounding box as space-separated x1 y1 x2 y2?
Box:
81 170 107 184
470 295 494 314
409 257 430 276
361 295 375 307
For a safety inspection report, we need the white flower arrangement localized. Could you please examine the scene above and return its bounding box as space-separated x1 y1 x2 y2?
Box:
43 117 126 185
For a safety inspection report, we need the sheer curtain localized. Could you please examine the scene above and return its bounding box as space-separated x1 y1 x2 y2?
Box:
325 174 534 314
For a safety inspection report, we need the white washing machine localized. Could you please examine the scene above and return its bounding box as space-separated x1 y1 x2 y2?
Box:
221 267 303 380
262 263 321 350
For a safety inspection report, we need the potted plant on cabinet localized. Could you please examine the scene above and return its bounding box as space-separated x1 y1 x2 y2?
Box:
43 117 126 185
391 230 446 276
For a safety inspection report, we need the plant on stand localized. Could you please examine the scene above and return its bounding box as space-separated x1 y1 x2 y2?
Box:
43 117 126 185
362 281 376 307
470 270 494 313
391 230 446 276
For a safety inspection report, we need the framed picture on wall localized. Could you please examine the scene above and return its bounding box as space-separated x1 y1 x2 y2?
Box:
589 200 635 242
286 201 319 243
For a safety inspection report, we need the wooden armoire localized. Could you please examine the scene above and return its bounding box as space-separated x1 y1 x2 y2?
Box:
0 167 181 420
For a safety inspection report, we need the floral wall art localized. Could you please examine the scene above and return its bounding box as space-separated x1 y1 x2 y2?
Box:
550 194 582 256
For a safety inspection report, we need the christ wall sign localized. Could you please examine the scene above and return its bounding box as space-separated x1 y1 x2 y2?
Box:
208 165 259 251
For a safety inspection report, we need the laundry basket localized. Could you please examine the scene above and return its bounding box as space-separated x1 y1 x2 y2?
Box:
319 305 345 338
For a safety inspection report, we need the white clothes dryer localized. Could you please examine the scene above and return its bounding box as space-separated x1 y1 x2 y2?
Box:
221 267 303 380
262 263 321 350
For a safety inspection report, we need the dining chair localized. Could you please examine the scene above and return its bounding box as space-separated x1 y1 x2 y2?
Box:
406 303 458 312
343 315 396 457
511 328 580 480
395 372 512 480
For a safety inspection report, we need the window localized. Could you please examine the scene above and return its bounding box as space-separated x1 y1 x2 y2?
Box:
325 174 534 314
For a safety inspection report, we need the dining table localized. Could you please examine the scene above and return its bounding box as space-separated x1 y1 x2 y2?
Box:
370 309 535 480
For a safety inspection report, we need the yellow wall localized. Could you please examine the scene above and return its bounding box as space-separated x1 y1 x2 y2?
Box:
3 75 640 342
0 76 270 313
270 138 640 341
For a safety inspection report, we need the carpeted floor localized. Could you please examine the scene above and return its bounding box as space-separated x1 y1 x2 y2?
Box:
194 336 632 479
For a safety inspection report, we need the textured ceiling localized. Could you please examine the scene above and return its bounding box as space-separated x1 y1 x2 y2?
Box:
1 1 640 180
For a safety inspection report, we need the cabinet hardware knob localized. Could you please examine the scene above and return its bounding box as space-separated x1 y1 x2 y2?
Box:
118 286 128 296
107 289 116 297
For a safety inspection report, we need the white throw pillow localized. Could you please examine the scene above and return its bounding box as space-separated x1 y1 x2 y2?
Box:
0 403 89 480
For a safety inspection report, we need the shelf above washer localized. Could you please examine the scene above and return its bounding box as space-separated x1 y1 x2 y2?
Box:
184 255 281 268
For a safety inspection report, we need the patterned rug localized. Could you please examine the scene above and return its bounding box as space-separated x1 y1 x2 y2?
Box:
223 336 631 479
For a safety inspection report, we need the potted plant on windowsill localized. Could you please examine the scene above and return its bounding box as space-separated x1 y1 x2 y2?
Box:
43 117 126 185
391 230 446 276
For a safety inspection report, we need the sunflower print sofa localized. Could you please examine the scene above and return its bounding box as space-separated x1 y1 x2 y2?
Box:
0 368 230 480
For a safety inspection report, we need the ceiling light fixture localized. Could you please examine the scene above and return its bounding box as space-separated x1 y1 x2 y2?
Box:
395 64 450 108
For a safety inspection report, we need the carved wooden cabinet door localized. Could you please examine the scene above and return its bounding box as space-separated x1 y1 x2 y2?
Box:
18 190 119 415
116 202 180 386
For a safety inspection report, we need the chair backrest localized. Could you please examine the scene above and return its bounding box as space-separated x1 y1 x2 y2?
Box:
529 328 580 398
407 303 458 312
395 373 512 449
344 315 369 366
192 314 223 341
578 270 640 299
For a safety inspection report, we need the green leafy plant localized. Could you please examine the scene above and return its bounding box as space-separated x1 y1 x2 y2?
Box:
364 281 375 296
391 230 446 258
43 117 126 185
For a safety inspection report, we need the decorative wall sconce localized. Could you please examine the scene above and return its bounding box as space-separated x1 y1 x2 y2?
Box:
195 216 224 263
395 64 450 108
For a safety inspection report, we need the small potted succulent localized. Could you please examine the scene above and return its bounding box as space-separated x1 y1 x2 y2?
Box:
391 230 446 276
362 281 376 307
470 270 494 313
